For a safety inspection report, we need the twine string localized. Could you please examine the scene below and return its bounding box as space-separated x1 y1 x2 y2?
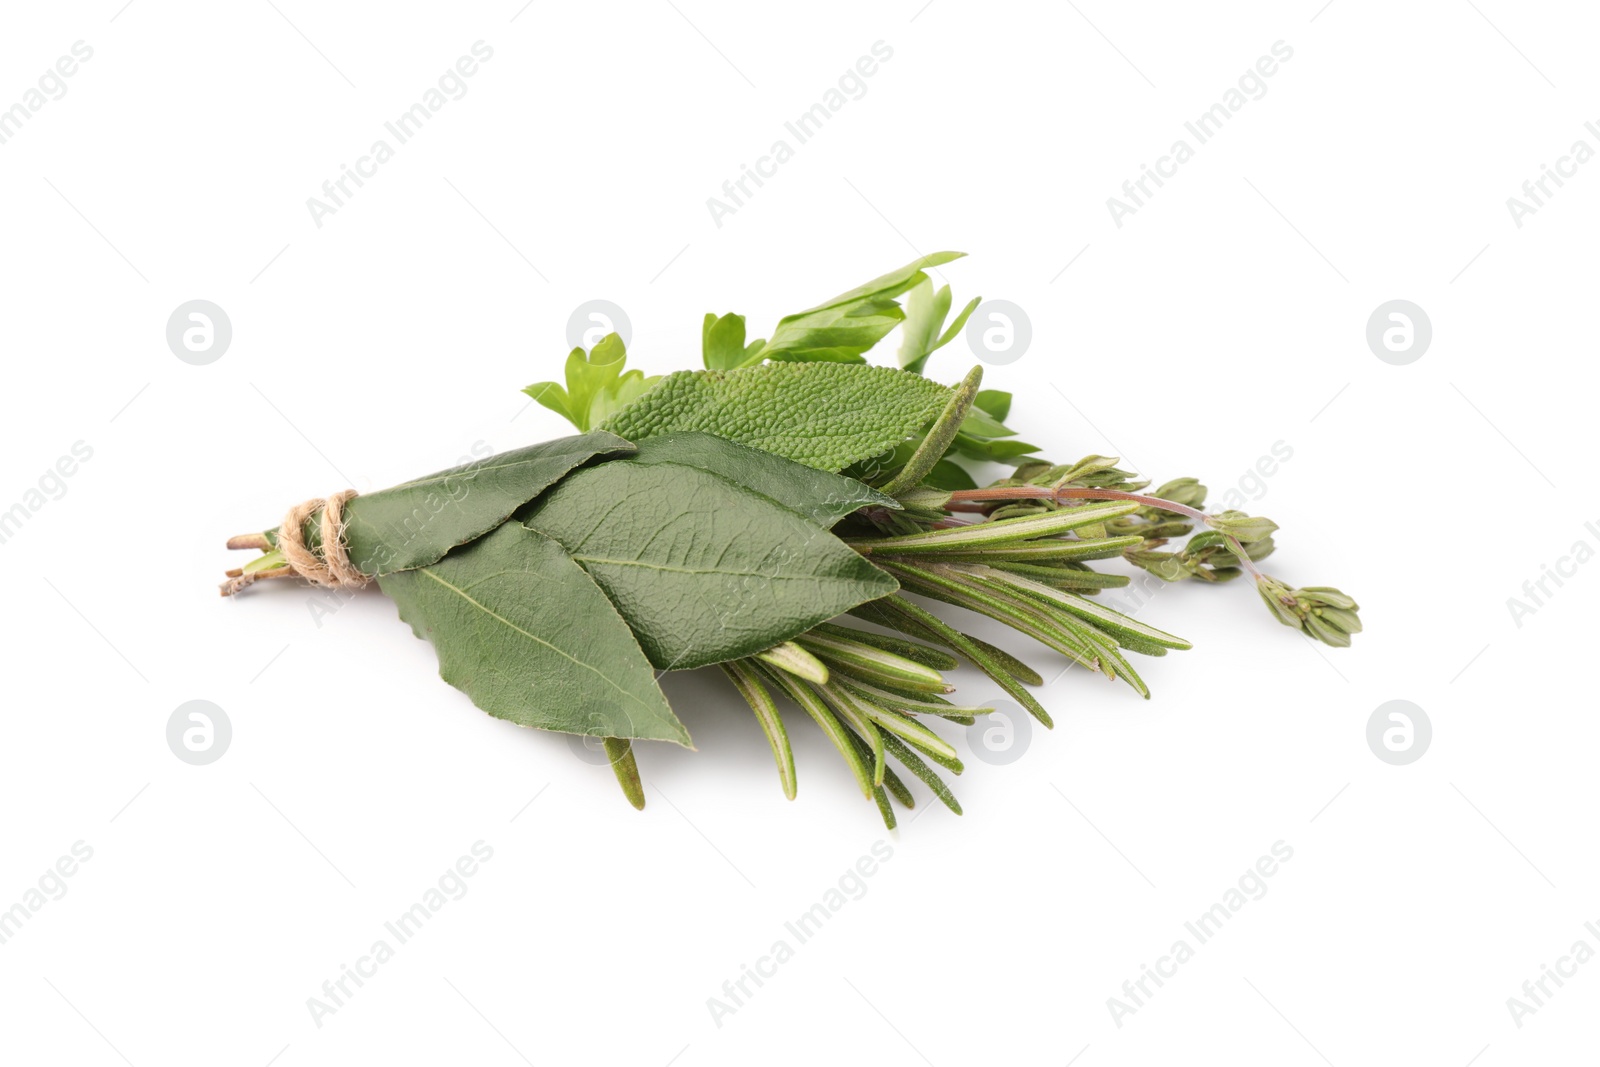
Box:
276 489 369 588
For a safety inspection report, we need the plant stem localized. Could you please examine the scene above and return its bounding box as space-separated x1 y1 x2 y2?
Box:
947 485 1206 522
942 485 1267 579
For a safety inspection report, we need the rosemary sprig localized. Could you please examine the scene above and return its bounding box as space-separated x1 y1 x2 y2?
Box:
934 480 1359 646
694 334 1358 819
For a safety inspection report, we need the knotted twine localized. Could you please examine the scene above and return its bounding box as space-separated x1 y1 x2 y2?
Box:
277 489 370 588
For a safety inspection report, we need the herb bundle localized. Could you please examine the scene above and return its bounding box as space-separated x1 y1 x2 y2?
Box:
222 253 1358 824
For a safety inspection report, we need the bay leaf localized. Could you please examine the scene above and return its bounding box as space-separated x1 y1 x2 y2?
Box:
523 460 898 669
269 431 633 576
379 522 690 745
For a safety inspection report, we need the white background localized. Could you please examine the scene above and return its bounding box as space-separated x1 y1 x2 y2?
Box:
0 1 1593 1064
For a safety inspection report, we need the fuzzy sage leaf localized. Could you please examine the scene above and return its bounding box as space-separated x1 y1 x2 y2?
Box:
600 362 952 472
880 365 983 496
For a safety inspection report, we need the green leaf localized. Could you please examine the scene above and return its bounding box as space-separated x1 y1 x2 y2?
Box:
973 389 1012 422
268 432 634 577
809 621 960 671
624 432 898 526
881 364 982 496
760 669 875 801
379 522 690 746
842 727 900 829
874 753 916 809
794 630 949 694
958 405 1016 439
835 678 990 719
953 393 1040 465
899 277 980 376
997 562 1131 591
523 460 898 669
922 459 978 491
567 334 626 426
721 660 796 800
525 333 658 433
950 433 1041 464
242 548 286 574
848 501 1138 553
813 683 885 786
587 369 653 429
1209 512 1280 543
753 252 965 365
852 699 960 768
933 296 980 351
600 362 953 472
522 381 574 425
755 641 831 684
987 568 1192 650
702 313 749 371
853 595 1053 728
879 733 963 815
927 535 1144 563
880 561 1105 675
602 738 647 809
897 278 952 374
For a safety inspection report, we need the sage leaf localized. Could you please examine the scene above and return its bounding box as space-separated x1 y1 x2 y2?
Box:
625 431 898 526
600 362 952 471
881 364 982 496
523 460 898 669
379 522 690 746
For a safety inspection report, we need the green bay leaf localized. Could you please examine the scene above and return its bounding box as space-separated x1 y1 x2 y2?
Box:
523 460 898 669
269 431 634 577
379 522 690 745
600 362 951 471
625 432 899 526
